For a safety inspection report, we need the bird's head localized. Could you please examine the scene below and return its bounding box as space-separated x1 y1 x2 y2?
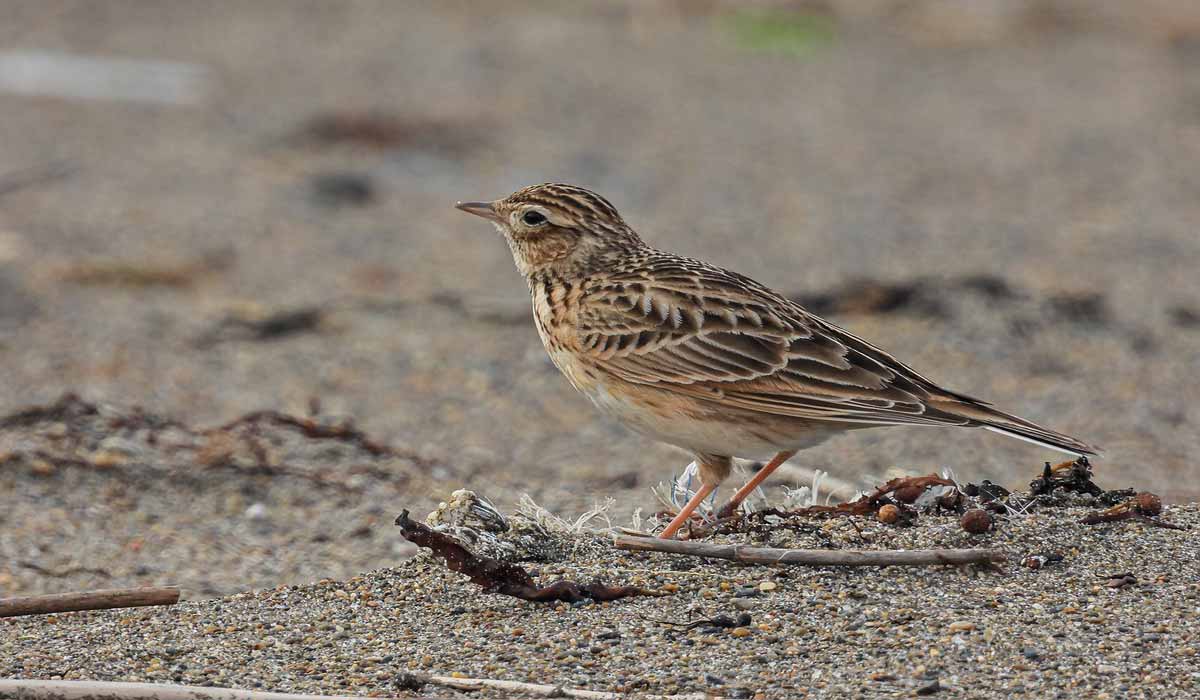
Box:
456 183 645 277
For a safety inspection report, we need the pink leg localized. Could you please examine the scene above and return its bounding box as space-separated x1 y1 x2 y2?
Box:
715 450 797 518
658 482 716 540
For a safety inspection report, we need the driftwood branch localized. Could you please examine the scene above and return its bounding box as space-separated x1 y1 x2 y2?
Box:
614 534 1004 567
0 586 180 618
0 680 445 700
0 678 720 700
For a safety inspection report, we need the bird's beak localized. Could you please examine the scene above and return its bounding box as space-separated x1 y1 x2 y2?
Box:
455 200 501 222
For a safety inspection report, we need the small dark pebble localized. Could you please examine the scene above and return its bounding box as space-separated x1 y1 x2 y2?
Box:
725 688 754 699
705 674 726 686
392 672 426 692
916 679 943 695
734 587 761 598
1022 647 1041 660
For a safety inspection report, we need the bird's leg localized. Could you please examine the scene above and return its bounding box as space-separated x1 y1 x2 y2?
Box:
658 482 715 540
659 454 732 540
715 450 797 519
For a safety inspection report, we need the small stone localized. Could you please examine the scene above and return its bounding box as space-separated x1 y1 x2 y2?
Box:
916 679 942 695
1022 647 1041 659
730 627 752 638
948 621 976 633
89 449 128 469
758 581 777 592
960 509 993 534
244 503 268 520
877 504 900 524
1097 664 1119 675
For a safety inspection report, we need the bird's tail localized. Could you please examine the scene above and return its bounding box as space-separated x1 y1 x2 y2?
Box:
931 399 1100 457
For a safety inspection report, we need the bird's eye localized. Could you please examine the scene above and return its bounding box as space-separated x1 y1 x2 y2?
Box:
522 211 547 226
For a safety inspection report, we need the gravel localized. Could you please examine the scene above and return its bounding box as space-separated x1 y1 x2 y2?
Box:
4 498 1198 698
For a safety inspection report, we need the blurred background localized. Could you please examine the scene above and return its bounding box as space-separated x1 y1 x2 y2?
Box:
1 0 1198 597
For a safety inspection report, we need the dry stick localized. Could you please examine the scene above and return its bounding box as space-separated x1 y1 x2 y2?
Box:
0 679 718 700
0 680 448 700
424 675 715 699
0 586 180 618
614 535 1004 566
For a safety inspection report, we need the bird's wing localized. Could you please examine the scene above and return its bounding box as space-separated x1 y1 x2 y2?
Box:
574 258 980 428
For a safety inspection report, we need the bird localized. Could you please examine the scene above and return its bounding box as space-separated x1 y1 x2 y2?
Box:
455 183 1098 539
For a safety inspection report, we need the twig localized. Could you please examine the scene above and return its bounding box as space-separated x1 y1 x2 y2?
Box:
0 678 718 700
0 586 180 618
423 675 716 699
16 561 112 579
614 534 1004 567
0 680 447 700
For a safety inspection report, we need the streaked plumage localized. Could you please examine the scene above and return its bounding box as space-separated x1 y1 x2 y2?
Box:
456 183 1097 538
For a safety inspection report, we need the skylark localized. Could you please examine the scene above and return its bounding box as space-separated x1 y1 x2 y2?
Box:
457 183 1097 539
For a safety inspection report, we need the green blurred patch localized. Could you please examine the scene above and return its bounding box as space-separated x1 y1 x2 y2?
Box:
721 9 837 57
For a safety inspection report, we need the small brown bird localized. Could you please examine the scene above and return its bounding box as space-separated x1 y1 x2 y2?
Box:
456 184 1097 539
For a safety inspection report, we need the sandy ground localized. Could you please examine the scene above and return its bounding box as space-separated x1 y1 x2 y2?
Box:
2 1 1200 696
4 491 1199 699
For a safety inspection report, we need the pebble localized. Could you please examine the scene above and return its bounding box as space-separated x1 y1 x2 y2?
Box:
3 469 1196 699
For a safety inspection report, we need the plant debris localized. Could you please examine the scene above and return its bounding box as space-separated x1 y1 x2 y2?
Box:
0 393 430 494
1020 552 1064 570
1104 572 1138 589
797 474 958 517
1028 457 1134 505
1079 493 1185 530
651 612 752 633
686 457 1189 543
58 250 232 289
394 510 662 604
194 306 326 346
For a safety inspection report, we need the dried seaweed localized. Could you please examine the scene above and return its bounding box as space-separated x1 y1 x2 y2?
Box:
194 306 326 346
394 510 661 603
1028 457 1134 505
1079 493 1186 530
798 474 957 517
0 393 428 493
207 410 394 457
